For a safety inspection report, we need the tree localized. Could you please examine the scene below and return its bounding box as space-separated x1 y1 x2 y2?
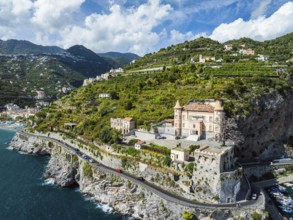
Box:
99 127 113 143
251 211 262 220
162 156 172 167
182 210 194 220
110 91 119 100
189 145 200 154
184 163 195 174
83 163 93 178
124 101 133 110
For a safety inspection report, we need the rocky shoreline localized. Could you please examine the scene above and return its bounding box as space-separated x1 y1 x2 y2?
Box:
10 132 50 155
9 132 264 220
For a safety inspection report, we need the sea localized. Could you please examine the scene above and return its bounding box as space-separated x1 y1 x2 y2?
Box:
0 128 128 220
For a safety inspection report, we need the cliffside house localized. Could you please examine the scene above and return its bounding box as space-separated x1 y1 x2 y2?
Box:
110 117 135 135
174 100 225 142
134 140 145 150
192 144 240 203
171 148 190 162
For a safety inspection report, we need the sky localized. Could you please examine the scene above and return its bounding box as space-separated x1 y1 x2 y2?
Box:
0 0 292 55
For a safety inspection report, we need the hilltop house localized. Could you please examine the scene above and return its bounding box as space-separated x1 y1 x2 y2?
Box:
257 54 269 62
174 100 225 141
199 54 216 63
111 117 135 135
224 44 233 51
110 67 124 74
239 49 255 55
83 78 96 86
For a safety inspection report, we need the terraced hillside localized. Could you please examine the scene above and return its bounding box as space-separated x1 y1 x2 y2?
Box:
125 33 293 70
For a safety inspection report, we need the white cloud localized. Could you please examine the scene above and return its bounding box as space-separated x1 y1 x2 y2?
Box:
0 0 291 55
31 0 85 32
59 0 173 55
250 0 272 19
210 2 293 42
0 26 16 40
168 30 206 45
0 0 33 26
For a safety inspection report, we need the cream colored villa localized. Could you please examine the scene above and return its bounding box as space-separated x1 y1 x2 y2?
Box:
110 117 135 135
174 100 224 141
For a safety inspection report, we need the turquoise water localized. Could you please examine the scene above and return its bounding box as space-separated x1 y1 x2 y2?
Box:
0 129 127 220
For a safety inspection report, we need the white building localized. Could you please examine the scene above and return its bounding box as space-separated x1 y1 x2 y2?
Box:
110 67 124 74
101 73 110 80
199 54 216 63
98 93 110 98
134 140 145 150
5 103 20 111
171 148 189 162
35 90 46 100
257 55 269 62
83 78 96 86
224 44 233 51
36 101 49 109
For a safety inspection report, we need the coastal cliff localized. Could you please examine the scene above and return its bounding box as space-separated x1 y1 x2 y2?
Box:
10 132 51 155
231 88 293 161
9 132 265 220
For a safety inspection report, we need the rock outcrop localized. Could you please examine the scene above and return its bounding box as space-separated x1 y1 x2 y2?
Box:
43 149 78 187
10 132 51 155
231 89 293 161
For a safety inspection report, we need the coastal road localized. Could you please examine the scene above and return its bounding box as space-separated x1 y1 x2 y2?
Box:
240 160 293 167
23 132 261 209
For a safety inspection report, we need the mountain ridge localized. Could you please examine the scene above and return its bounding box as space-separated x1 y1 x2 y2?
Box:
0 39 64 55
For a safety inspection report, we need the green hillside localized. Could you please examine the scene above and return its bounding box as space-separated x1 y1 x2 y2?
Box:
33 33 293 144
98 52 140 68
0 39 64 55
0 42 113 108
125 33 293 70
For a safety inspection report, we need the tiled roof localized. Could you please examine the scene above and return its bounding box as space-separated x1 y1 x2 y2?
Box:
136 140 145 145
183 104 214 113
124 117 134 121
